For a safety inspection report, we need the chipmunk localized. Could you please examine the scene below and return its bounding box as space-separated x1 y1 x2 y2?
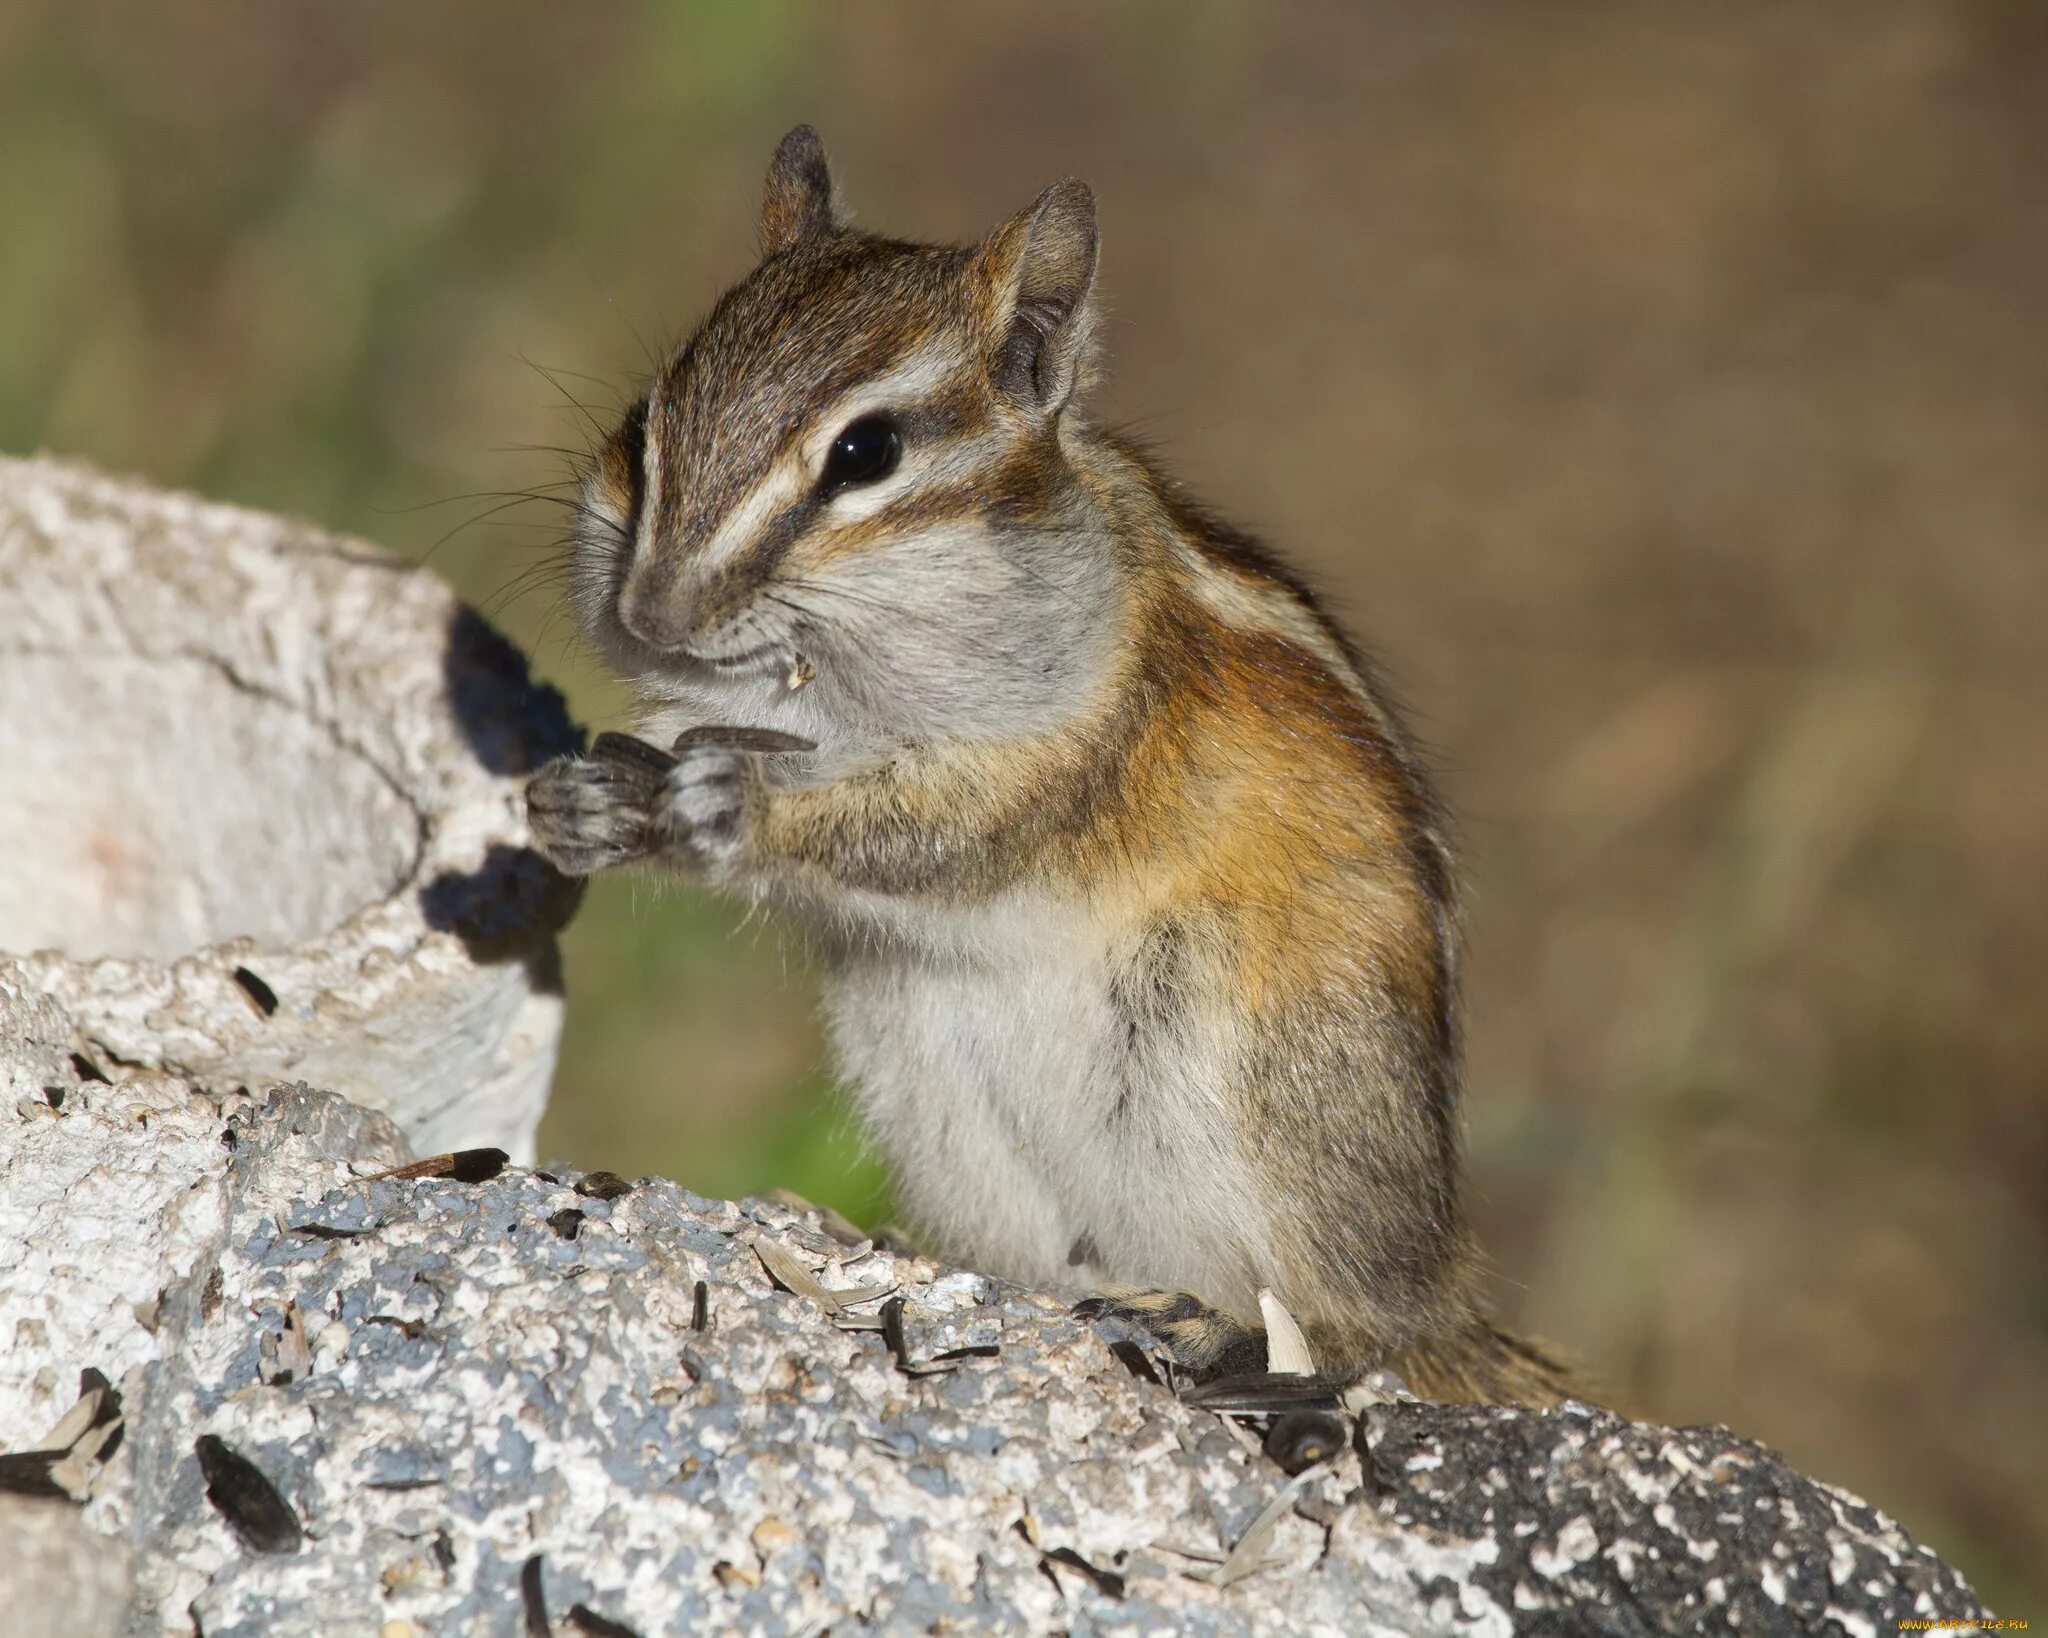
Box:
526 126 1572 1405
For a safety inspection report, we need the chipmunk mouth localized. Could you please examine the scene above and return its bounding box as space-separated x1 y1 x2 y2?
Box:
650 633 779 673
678 641 818 694
694 642 779 672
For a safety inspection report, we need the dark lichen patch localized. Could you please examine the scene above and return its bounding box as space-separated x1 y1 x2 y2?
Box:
1363 1402 1989 1634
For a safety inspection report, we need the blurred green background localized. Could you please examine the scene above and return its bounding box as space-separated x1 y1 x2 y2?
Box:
3 0 2042 1610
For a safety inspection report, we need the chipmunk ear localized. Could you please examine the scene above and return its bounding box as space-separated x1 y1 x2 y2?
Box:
976 179 1099 413
760 125 842 255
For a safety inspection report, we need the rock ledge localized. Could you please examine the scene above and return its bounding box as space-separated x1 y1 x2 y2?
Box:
0 1001 1992 1636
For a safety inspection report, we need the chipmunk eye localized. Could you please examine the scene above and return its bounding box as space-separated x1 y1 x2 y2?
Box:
820 414 901 491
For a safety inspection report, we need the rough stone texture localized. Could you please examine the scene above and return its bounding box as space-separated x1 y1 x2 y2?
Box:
0 454 581 1160
0 989 241 1456
0 1003 1993 1636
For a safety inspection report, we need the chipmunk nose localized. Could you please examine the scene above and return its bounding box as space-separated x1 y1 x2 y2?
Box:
616 558 703 653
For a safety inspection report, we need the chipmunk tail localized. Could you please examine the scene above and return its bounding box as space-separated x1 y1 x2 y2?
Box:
1388 1322 1586 1408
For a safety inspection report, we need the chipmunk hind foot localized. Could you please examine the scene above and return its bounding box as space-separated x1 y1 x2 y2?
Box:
1072 1285 1585 1407
1072 1288 1269 1377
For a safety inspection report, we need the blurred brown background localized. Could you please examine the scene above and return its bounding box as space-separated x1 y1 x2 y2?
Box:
3 0 2041 1609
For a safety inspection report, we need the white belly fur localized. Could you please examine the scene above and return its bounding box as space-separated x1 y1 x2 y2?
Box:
821 892 1276 1315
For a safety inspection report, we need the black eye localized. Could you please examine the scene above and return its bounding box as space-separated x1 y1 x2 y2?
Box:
820 414 901 491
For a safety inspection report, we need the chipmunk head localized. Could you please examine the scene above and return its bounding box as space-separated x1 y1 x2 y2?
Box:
569 125 1123 765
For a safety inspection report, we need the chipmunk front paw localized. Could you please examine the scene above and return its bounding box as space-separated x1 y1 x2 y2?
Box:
654 724 811 878
1073 1288 1268 1377
527 726 812 880
525 733 673 876
661 741 752 876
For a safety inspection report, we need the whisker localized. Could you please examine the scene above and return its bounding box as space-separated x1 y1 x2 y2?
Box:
375 487 582 518
517 351 620 444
